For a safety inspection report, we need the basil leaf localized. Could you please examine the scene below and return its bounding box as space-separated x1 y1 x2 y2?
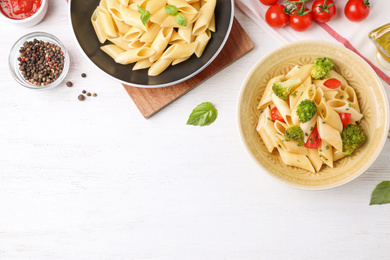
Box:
137 5 150 25
186 102 217 126
175 13 187 27
370 181 390 205
165 5 178 16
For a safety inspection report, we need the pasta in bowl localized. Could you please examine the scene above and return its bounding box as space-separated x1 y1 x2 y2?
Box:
69 0 233 87
238 41 389 190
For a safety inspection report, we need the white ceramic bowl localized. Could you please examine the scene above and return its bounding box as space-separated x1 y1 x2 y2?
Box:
0 0 48 27
237 40 389 190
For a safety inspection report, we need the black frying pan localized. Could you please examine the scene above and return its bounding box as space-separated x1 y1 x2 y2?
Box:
69 0 234 87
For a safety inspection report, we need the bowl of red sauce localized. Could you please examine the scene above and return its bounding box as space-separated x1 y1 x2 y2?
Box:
0 0 48 27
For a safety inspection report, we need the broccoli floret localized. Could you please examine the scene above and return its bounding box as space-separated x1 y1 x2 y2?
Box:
341 124 366 156
311 57 334 80
272 78 302 100
285 125 304 146
296 99 317 123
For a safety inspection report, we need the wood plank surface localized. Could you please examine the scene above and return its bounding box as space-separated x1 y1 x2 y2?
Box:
123 18 254 118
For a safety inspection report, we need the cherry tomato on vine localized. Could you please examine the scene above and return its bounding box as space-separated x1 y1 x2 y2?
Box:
265 4 289 29
260 0 278 5
271 107 285 122
289 7 313 32
312 0 336 23
344 0 370 22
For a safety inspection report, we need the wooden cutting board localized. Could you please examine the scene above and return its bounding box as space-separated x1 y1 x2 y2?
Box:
123 18 254 118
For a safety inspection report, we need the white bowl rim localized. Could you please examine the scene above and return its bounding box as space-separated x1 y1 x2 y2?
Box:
67 0 235 88
0 0 47 23
237 40 390 191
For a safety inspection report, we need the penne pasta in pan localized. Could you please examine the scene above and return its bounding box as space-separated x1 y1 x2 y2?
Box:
91 0 216 76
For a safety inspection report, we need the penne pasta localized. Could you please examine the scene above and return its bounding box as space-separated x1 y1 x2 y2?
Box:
271 93 291 124
91 9 107 44
115 47 156 64
133 58 153 70
317 116 343 152
140 23 160 43
277 135 308 155
327 99 363 122
120 4 147 31
317 100 343 133
319 140 333 168
194 29 211 57
256 58 366 173
146 0 167 14
108 35 131 50
92 0 216 76
308 148 323 172
101 44 125 60
277 147 315 173
172 56 191 65
97 6 118 38
149 27 174 62
192 0 216 35
258 75 285 110
148 57 173 76
161 42 198 60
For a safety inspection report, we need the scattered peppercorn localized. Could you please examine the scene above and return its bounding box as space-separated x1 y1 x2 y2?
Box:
66 81 73 87
93 93 97 97
82 90 86 94
87 92 91 96
78 94 85 101
81 73 87 78
17 39 65 86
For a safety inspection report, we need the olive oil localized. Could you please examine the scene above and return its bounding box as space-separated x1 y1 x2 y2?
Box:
369 23 390 68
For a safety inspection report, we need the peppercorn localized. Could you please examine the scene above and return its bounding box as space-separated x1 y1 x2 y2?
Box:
81 73 87 78
87 92 91 96
66 81 73 87
17 40 65 86
82 90 86 94
78 94 85 101
93 93 97 97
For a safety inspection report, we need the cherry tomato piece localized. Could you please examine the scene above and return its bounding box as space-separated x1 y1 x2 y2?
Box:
289 7 313 32
323 78 341 89
265 4 289 29
312 0 336 23
344 0 370 22
260 0 278 5
304 127 321 149
339 113 352 128
271 106 285 122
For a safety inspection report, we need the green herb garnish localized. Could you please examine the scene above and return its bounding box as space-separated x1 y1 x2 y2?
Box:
165 5 187 27
137 5 150 25
370 181 390 205
165 5 179 16
186 102 217 126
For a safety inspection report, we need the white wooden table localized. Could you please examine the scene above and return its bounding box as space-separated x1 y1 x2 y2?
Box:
1 1 390 259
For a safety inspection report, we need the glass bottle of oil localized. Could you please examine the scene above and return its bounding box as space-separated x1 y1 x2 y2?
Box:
369 23 390 70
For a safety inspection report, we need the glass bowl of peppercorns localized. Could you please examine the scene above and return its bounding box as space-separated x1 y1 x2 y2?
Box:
8 32 70 90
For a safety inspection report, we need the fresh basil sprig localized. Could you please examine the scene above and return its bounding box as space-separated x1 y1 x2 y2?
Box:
186 102 218 126
137 5 150 25
370 181 390 205
165 5 187 27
